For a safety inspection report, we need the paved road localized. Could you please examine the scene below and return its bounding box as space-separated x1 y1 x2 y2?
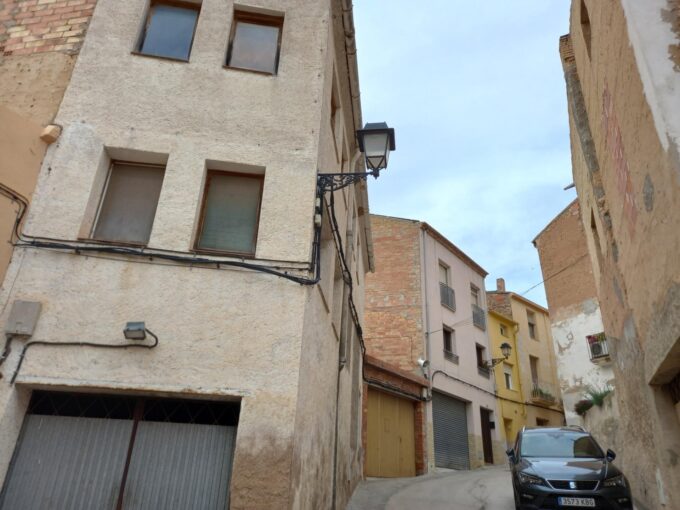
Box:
348 465 515 510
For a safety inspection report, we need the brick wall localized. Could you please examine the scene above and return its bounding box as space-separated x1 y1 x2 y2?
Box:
0 0 96 56
364 215 424 377
486 291 512 318
533 200 598 319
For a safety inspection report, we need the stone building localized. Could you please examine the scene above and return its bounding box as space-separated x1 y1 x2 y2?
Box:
559 1 680 508
0 1 375 508
533 199 615 425
364 214 504 476
487 280 565 427
1 0 98 285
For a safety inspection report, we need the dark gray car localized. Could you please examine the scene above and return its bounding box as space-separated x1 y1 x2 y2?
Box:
506 426 633 509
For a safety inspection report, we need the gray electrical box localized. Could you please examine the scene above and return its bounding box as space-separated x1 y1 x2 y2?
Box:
5 300 42 337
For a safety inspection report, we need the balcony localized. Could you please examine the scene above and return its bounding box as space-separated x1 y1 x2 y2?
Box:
443 349 459 364
586 332 611 363
531 381 557 405
472 304 486 330
440 283 456 310
477 365 491 378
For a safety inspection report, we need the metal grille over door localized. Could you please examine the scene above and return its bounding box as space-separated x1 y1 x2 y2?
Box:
0 392 239 510
432 391 470 470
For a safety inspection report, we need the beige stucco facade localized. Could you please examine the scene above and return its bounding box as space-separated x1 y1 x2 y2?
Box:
560 1 680 508
0 1 372 508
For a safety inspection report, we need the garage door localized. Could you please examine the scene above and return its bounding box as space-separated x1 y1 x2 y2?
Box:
432 391 469 470
365 388 416 477
0 391 239 510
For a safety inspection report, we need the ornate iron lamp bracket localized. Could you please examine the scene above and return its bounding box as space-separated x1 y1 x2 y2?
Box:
317 169 380 194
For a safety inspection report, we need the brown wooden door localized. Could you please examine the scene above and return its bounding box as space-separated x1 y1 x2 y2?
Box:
365 388 416 477
480 408 494 464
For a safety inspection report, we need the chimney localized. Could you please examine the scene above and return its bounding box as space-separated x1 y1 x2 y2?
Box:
496 278 506 292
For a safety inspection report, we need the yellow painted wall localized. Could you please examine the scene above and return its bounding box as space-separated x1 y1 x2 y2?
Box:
489 310 527 447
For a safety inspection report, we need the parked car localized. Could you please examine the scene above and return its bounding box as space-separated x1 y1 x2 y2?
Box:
506 426 633 509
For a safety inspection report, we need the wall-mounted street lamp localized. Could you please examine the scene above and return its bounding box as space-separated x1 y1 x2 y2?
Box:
317 122 396 193
482 342 512 369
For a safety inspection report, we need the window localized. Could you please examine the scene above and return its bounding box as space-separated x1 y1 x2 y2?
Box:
530 355 539 383
195 171 263 256
476 344 485 367
330 79 343 161
470 284 480 306
443 328 458 363
503 363 513 390
439 263 455 310
527 310 537 340
226 11 283 74
500 324 508 337
93 162 165 245
136 1 200 61
439 263 449 285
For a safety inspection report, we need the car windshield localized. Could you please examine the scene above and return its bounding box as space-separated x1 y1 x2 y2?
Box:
521 431 604 458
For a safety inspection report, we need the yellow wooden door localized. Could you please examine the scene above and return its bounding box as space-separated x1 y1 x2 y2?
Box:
365 388 416 477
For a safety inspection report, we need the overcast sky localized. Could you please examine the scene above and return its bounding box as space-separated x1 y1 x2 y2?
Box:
354 1 576 307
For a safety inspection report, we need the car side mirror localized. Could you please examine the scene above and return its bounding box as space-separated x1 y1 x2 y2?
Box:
606 449 616 462
506 448 516 463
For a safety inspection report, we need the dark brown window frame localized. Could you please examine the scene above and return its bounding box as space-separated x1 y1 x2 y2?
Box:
88 160 166 248
224 10 284 76
132 0 202 63
193 170 264 258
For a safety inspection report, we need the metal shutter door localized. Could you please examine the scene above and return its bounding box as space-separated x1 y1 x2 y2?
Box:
0 415 133 510
122 421 236 510
432 392 470 469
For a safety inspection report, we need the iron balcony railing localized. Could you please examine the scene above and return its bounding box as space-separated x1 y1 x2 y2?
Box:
472 304 486 330
440 283 456 310
586 332 610 362
477 364 491 378
531 381 558 405
443 349 459 364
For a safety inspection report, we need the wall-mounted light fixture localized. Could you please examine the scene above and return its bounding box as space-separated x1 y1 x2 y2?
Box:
317 122 396 193
482 342 512 369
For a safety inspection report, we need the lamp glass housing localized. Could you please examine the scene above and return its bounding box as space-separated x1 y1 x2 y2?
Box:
356 122 396 171
500 342 512 359
124 322 147 341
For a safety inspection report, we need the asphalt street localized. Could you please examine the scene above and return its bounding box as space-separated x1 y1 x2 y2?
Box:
347 465 515 510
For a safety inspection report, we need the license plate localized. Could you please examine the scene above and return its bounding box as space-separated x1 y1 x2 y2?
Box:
558 497 596 507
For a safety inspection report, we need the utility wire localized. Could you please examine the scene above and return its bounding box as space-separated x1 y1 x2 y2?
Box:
520 253 589 296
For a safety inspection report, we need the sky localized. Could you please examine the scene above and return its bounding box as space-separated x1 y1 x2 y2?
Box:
353 0 577 307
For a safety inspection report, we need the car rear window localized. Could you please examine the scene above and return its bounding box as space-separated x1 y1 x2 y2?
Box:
521 431 604 458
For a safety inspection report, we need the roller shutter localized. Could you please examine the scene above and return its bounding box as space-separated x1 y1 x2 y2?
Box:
432 391 470 470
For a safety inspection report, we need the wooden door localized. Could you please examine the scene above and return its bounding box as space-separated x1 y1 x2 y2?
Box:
365 388 416 477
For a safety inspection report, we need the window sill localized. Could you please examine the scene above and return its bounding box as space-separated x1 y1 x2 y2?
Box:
79 237 148 249
223 64 276 77
192 247 256 259
131 51 190 64
441 302 456 312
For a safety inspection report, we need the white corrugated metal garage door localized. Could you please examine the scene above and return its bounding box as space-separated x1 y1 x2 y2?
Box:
0 392 238 510
432 391 470 470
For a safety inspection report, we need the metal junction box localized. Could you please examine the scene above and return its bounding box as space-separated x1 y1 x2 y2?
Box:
5 301 42 337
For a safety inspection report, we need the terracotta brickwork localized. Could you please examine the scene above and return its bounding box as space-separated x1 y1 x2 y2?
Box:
0 0 96 56
532 200 598 321
486 291 512 318
364 215 425 377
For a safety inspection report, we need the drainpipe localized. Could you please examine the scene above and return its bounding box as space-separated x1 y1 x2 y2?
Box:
420 227 432 384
